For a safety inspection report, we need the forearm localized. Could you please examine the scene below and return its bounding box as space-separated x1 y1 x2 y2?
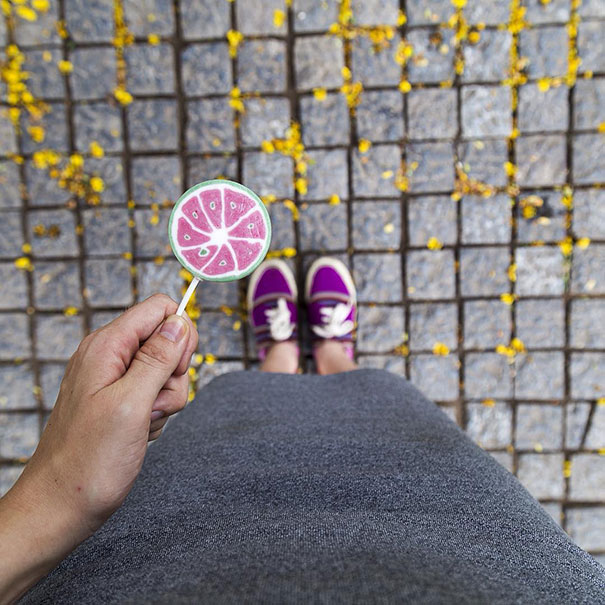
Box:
0 469 91 603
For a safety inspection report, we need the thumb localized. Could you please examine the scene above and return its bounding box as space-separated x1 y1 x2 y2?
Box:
118 315 190 406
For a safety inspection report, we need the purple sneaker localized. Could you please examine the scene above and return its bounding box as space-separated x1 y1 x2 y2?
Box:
247 259 298 359
304 257 356 360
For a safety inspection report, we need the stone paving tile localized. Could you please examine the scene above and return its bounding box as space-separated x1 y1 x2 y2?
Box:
517 453 565 500
516 135 567 187
466 402 512 449
71 48 116 101
461 194 511 244
33 261 82 311
516 403 563 451
65 0 114 43
0 313 30 360
295 36 344 89
39 362 67 410
465 353 513 399
515 246 565 296
518 86 568 133
300 93 350 146
525 0 570 24
0 263 28 309
565 402 591 450
1 0 604 546
569 454 605 502
84 259 135 308
462 30 511 83
0 414 39 459
351 35 401 87
570 353 605 400
356 91 403 143
461 86 512 138
0 364 37 410
460 247 509 297
301 149 348 200
353 253 402 303
516 190 567 244
571 246 605 294
515 352 565 400
585 405 605 450
573 134 605 183
128 100 179 152
132 156 181 206
35 314 84 360
124 0 175 36
408 89 457 140
180 0 229 39
407 250 456 300
458 139 509 187
410 354 459 402
136 260 183 303
573 189 605 239
566 507 605 552
577 21 605 73
409 302 457 352
356 305 405 353
407 29 455 83
570 299 605 349
126 44 175 95
182 43 231 96
238 40 287 94
463 300 511 350
352 201 401 250
23 49 65 99
0 162 21 209
83 207 131 256
515 299 565 349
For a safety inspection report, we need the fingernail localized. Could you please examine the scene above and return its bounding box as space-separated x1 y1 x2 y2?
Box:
150 410 164 421
160 315 186 342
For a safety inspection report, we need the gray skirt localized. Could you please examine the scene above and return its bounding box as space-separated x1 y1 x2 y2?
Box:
23 370 605 603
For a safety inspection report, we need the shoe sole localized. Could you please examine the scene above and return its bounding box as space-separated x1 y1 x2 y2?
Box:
304 256 357 304
247 258 298 312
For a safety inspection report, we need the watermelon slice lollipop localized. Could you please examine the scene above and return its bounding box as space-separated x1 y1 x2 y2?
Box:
169 179 271 316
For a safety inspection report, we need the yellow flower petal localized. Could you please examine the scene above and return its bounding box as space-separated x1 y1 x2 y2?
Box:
432 342 450 356
427 236 443 250
58 60 73 74
273 8 285 27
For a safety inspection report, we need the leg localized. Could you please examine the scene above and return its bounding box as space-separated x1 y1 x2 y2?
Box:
314 340 358 375
247 260 300 374
260 341 299 374
305 257 358 375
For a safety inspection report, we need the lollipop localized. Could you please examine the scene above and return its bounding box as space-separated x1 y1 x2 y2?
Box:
169 179 271 316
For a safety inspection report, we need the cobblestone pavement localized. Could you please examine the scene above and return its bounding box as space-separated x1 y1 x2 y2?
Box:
0 0 604 562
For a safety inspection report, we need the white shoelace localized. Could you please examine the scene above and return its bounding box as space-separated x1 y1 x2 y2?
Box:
311 303 354 339
265 297 294 341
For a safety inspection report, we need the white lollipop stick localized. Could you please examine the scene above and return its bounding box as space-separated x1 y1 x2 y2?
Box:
176 277 200 317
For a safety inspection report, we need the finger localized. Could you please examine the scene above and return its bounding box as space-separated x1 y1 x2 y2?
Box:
174 314 199 376
145 312 198 378
151 374 189 417
97 294 179 371
116 314 190 408
149 415 169 434
149 429 163 441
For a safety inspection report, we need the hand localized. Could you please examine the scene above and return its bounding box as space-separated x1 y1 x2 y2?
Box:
0 294 198 602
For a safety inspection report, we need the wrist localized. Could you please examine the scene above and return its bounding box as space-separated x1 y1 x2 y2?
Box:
0 464 93 602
